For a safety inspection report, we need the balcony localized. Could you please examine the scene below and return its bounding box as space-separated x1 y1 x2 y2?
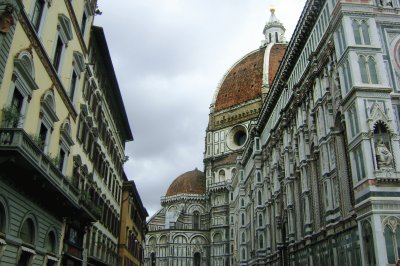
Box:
0 128 84 217
79 193 103 221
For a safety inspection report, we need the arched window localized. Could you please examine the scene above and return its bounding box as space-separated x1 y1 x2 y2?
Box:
361 20 371 45
39 90 59 153
367 57 378 84
241 213 245 226
384 224 398 263
257 190 262 206
241 248 246 261
358 55 378 84
218 170 225 182
241 198 245 207
258 214 263 227
193 211 200 230
241 232 245 243
256 172 261 182
231 168 237 178
19 218 35 244
359 55 368 83
275 32 278 42
45 231 57 253
362 222 376 265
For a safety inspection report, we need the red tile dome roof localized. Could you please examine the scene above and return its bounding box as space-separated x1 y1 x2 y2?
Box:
213 43 286 112
165 169 206 197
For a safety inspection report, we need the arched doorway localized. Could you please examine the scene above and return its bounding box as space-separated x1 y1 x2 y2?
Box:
194 252 201 266
150 252 156 266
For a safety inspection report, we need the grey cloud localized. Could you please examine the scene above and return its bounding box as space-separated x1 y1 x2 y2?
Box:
95 0 307 217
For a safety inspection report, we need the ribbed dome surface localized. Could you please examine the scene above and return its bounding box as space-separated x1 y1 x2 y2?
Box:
165 169 206 197
214 43 286 112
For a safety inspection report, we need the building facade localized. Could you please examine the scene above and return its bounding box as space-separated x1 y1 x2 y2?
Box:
145 0 400 265
118 178 148 266
0 1 133 265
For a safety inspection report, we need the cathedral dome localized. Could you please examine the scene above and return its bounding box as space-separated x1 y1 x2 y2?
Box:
211 9 287 114
212 44 286 112
165 169 206 197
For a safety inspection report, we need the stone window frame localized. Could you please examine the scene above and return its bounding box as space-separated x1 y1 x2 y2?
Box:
29 0 50 35
17 214 39 266
358 54 379 84
382 216 400 264
352 144 366 182
69 51 85 104
4 51 39 128
59 119 74 174
52 14 73 74
38 89 59 154
352 19 371 46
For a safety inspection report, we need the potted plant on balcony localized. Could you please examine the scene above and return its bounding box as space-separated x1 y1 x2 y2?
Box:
1 106 24 128
28 134 45 150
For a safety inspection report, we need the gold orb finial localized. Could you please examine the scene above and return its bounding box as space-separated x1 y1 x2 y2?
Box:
270 7 276 14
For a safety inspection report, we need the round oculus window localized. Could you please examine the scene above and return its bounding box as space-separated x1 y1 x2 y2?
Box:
227 125 248 150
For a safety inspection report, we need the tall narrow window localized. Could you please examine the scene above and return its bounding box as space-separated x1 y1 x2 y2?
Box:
361 21 371 45
69 71 78 100
352 20 362 44
58 148 66 172
5 89 24 127
53 37 63 71
193 211 200 230
258 190 262 206
193 253 201 266
362 222 376 265
384 225 397 263
368 57 378 84
0 203 6 233
39 123 48 151
359 55 379 84
259 234 264 249
31 0 45 31
20 218 35 244
354 145 366 181
11 89 24 113
81 11 87 35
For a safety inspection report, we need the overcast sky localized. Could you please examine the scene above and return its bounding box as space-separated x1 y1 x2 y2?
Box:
95 0 307 217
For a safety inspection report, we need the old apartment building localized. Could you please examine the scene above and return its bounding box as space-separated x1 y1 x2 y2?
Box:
0 1 146 265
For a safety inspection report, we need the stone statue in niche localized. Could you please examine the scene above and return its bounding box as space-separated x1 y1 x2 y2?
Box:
376 138 393 169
